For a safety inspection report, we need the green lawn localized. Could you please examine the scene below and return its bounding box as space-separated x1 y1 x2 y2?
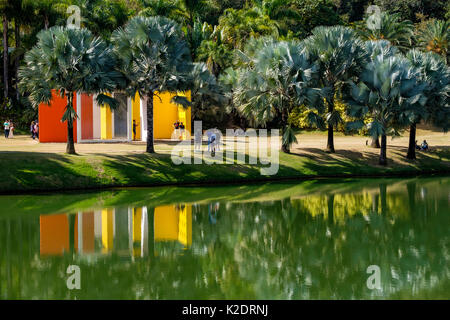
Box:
0 144 449 194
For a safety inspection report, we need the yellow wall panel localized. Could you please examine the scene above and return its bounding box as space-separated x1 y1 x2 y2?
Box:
100 93 112 140
101 209 114 252
153 91 191 140
154 205 179 241
178 205 192 247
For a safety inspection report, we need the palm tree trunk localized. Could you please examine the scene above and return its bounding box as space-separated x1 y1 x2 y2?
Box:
370 136 380 148
14 19 19 100
326 96 335 153
281 110 290 153
406 123 416 160
3 14 9 99
66 92 76 154
146 92 155 153
326 124 335 153
379 134 387 165
44 14 49 30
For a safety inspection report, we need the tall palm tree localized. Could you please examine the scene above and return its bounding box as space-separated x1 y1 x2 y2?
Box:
19 26 123 154
1 0 10 100
233 39 320 153
303 26 367 153
364 40 399 148
347 55 426 165
112 16 193 153
403 50 450 159
190 62 227 123
356 12 414 52
416 19 449 64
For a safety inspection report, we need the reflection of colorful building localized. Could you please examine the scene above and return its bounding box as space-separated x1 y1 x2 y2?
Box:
154 205 192 247
38 91 191 143
39 205 192 257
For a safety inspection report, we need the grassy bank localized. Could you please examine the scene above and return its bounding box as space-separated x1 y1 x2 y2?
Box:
0 144 449 194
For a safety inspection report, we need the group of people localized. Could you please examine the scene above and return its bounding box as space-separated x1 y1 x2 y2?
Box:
3 120 14 138
173 120 186 140
416 140 429 151
30 121 39 140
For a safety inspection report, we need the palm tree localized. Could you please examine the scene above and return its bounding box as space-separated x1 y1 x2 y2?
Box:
112 16 193 153
190 62 227 125
233 39 319 153
19 26 123 154
364 40 399 148
416 19 449 64
403 49 450 159
197 26 233 77
356 12 414 52
139 0 181 19
303 26 367 153
347 55 426 165
217 7 279 50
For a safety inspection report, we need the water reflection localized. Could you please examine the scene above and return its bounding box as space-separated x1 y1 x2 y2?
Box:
0 177 449 299
40 205 193 257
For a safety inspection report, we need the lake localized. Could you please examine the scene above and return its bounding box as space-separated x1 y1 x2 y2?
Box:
0 177 449 299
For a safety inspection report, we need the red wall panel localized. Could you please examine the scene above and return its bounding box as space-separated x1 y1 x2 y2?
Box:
81 94 93 140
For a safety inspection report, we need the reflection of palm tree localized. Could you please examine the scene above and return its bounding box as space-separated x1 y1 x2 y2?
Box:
68 214 76 255
407 181 416 213
148 207 155 258
379 184 387 215
327 194 335 224
371 193 379 214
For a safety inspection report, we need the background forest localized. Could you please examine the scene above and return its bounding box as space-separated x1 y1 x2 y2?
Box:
1 0 449 130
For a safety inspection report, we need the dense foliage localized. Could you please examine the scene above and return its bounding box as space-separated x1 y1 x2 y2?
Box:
2 0 449 130
3 0 450 162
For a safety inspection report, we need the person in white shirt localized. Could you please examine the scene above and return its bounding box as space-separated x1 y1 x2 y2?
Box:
3 120 10 138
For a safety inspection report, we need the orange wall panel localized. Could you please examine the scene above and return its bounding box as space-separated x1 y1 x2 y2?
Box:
82 212 95 253
38 91 77 143
40 214 69 256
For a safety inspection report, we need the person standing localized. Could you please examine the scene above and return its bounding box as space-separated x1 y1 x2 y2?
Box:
34 121 39 139
132 120 139 141
194 128 202 152
173 120 180 139
3 120 10 138
179 122 185 140
30 121 35 139
9 120 14 138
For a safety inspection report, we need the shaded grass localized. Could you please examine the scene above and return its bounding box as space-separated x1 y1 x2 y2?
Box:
0 145 449 194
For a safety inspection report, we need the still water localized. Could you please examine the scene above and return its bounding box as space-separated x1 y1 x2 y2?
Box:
0 177 448 299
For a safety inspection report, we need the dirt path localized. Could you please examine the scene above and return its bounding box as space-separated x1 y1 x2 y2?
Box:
0 128 448 167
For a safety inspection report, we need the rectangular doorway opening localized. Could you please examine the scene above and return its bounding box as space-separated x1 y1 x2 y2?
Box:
114 93 128 139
